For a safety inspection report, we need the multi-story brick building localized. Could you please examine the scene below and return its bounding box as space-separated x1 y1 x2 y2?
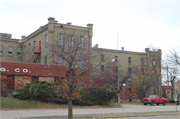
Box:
0 17 162 97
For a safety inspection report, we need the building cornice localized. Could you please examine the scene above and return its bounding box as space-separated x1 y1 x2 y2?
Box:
92 47 146 55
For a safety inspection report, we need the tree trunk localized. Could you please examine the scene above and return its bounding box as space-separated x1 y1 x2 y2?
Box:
68 99 73 118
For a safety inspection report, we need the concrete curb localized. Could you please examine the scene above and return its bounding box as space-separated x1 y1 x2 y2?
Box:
94 112 180 118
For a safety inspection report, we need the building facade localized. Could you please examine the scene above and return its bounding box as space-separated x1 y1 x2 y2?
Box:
0 17 162 98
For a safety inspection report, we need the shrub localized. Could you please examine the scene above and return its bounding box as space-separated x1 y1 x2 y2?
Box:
73 86 116 106
14 81 116 106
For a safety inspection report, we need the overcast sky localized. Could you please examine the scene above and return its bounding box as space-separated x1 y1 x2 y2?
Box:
0 0 179 54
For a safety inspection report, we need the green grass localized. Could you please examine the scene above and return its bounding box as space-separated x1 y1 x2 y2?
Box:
0 97 122 110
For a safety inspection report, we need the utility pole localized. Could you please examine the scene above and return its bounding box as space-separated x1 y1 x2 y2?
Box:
117 34 120 103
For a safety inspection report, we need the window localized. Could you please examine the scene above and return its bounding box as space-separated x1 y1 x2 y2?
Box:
141 68 144 73
128 57 131 64
32 76 39 82
45 56 47 65
115 56 118 62
79 36 84 48
38 58 41 63
28 44 30 56
58 56 63 65
128 67 131 73
0 45 4 55
69 36 74 47
100 54 104 61
153 60 155 66
69 56 74 68
8 46 13 56
79 57 84 68
17 47 22 57
101 65 104 72
33 41 36 52
45 34 48 47
24 46 26 57
141 58 144 65
54 77 62 85
58 34 63 46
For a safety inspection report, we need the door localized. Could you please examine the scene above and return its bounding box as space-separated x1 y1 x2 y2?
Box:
7 75 15 93
39 40 41 52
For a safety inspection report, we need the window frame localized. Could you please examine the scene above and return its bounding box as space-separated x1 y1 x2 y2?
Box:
17 47 22 57
58 56 63 66
0 45 4 55
100 54 104 61
45 56 47 65
79 57 84 68
58 34 63 46
128 57 131 64
128 67 131 73
8 46 13 56
28 44 30 56
69 36 74 47
45 34 48 47
24 46 26 57
141 58 144 65
79 36 84 48
101 65 104 72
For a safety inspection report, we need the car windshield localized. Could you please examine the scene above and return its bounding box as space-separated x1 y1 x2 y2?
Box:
149 95 156 98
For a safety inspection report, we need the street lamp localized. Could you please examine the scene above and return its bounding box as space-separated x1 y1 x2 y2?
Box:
111 59 120 103
123 83 126 103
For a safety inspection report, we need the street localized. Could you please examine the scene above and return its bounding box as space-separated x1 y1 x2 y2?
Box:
1 104 180 119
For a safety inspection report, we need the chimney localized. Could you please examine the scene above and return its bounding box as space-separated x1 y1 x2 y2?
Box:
158 49 161 52
21 36 26 39
94 44 98 48
145 48 149 53
121 47 124 51
67 22 71 25
48 17 55 23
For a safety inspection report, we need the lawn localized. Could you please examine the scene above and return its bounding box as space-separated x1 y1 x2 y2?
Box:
0 97 122 110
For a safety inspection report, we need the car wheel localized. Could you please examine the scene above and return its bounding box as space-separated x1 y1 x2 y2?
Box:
156 103 159 105
144 103 147 105
150 101 154 106
163 101 166 106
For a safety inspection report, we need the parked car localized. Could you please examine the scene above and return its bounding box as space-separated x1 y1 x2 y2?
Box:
143 95 169 106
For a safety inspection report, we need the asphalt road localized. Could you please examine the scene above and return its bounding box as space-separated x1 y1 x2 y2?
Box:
1 104 180 119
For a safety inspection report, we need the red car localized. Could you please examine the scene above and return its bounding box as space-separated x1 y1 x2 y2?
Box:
143 95 169 106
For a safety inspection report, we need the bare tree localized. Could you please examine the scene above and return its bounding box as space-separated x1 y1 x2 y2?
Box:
47 30 104 118
144 46 162 96
132 66 157 102
162 49 180 100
